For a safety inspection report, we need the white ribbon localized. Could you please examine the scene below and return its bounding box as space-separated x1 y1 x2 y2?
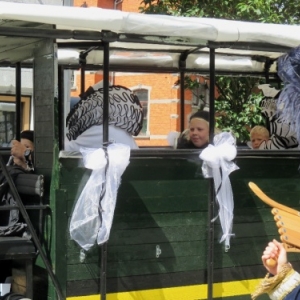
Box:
200 132 239 251
69 143 130 251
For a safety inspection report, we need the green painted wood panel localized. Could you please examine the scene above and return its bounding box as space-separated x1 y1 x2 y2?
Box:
54 154 300 297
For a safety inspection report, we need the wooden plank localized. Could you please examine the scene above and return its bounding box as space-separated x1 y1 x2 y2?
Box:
56 156 300 297
111 211 209 229
66 233 282 280
118 180 208 199
68 240 206 263
67 256 209 280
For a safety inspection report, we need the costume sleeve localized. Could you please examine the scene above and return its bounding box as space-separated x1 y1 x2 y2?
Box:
259 134 298 150
268 270 300 299
252 264 300 300
283 283 300 299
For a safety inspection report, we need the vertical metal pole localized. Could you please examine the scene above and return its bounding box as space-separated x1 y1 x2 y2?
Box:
15 63 21 139
207 47 216 300
58 66 64 150
180 71 185 132
209 48 215 140
100 41 109 300
265 58 270 84
80 66 85 96
102 42 109 144
179 52 188 133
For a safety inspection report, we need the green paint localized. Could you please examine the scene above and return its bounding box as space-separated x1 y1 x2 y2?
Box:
49 154 300 297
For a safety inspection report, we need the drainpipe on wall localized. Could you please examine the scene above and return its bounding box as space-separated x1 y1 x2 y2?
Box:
114 0 123 9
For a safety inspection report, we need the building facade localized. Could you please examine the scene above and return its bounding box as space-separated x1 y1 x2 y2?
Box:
70 0 208 147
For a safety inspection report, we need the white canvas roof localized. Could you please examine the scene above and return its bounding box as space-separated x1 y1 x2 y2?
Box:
0 1 298 74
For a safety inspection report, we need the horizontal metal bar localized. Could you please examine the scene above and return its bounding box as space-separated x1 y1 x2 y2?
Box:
208 41 291 53
118 33 207 47
0 26 104 40
0 205 49 210
0 61 279 76
58 41 105 49
129 148 300 159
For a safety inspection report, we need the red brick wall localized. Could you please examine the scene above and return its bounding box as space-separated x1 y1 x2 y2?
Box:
71 72 195 147
120 0 140 12
70 70 217 147
73 0 95 7
70 0 217 147
74 0 140 11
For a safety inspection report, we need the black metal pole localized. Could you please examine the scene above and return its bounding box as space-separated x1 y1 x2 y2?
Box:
58 66 64 150
15 63 21 139
264 58 270 84
102 42 109 144
209 49 216 139
180 71 185 132
179 51 188 133
80 66 85 96
207 47 216 300
100 41 110 300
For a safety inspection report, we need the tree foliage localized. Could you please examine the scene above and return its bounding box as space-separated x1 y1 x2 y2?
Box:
139 0 298 143
214 77 264 143
139 0 300 24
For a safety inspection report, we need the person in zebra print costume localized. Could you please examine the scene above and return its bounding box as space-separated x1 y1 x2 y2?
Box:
65 82 143 151
248 84 298 150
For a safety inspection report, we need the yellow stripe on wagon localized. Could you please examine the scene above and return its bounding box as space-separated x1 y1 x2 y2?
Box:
67 279 261 300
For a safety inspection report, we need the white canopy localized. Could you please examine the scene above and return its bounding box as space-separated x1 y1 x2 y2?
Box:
0 1 298 74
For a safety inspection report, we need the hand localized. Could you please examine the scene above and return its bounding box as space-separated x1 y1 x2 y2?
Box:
10 140 27 169
262 239 288 275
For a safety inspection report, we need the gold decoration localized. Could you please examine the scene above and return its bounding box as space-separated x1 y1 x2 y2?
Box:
251 263 293 300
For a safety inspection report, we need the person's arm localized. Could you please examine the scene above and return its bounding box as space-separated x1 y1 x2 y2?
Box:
252 239 300 299
10 140 32 171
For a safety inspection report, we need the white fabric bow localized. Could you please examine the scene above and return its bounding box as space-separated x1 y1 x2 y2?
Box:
69 143 130 251
200 132 239 251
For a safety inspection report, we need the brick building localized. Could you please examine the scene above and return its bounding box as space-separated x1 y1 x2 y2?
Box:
70 0 212 147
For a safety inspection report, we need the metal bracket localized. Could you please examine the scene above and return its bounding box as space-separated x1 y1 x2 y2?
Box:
156 245 162 258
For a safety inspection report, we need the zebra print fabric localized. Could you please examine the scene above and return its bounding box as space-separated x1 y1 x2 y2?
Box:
258 93 298 149
66 85 144 141
259 134 298 150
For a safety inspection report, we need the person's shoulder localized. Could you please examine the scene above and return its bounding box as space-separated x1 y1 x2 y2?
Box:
177 135 195 149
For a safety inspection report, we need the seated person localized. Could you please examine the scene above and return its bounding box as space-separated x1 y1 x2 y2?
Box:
254 84 299 150
176 110 209 149
248 124 298 150
65 83 143 151
249 125 270 149
10 130 34 171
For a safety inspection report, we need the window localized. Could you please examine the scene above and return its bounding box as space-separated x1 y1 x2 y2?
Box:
0 95 31 147
133 88 149 136
192 83 209 110
70 71 77 90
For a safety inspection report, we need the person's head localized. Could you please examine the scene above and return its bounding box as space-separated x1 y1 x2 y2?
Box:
250 126 269 149
188 110 210 148
20 130 34 151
